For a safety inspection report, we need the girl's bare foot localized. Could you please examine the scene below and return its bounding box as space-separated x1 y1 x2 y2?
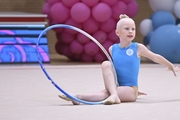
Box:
103 94 121 105
58 95 80 105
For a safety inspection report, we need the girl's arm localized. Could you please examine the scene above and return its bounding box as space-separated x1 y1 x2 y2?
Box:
137 43 180 76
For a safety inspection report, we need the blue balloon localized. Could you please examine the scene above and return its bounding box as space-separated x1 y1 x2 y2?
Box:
151 11 175 30
176 18 180 25
150 25 180 63
143 31 153 46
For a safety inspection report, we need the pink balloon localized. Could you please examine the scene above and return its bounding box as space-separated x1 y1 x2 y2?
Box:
50 2 70 23
65 18 82 34
42 3 50 15
92 2 112 22
47 0 60 5
94 53 106 62
82 17 99 34
103 40 113 51
60 31 75 44
81 0 100 7
81 53 94 62
121 0 132 4
112 1 127 20
93 30 107 43
70 3 91 22
101 0 118 6
84 42 99 56
62 0 80 7
127 0 138 17
70 40 84 55
100 18 116 32
108 31 119 43
55 42 73 58
77 33 90 44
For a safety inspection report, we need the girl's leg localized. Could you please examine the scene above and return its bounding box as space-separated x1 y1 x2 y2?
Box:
59 89 109 105
116 86 138 102
101 61 120 104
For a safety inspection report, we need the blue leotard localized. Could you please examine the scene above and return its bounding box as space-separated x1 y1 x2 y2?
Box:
112 42 140 87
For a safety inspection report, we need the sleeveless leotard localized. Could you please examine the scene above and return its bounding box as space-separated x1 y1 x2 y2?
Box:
112 42 140 86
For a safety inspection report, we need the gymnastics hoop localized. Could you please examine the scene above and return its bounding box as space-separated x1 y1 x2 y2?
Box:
36 24 118 105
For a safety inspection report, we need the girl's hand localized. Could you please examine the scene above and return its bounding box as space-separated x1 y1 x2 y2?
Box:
168 65 180 77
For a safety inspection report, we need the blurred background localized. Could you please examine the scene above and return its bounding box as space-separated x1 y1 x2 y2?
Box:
0 0 180 64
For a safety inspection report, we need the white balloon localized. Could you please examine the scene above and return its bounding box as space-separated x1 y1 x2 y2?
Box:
139 19 153 36
148 0 177 13
174 1 180 19
177 24 180 28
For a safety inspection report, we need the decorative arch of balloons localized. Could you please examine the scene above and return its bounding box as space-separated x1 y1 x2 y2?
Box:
42 0 139 62
139 0 180 63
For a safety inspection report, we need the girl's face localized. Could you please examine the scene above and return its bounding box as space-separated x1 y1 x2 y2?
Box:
116 19 136 42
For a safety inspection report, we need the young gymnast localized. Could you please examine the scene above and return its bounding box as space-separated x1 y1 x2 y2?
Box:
58 14 180 105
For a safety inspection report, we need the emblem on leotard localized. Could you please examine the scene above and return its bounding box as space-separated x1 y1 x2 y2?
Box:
126 49 134 56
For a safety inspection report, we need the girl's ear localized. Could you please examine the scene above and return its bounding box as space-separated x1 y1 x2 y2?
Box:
115 29 119 36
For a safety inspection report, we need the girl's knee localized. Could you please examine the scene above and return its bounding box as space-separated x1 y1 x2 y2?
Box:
101 61 112 69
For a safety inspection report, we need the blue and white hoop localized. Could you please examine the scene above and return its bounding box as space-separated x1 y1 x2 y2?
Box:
36 24 117 105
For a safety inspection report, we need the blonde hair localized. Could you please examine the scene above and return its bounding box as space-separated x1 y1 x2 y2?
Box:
119 14 129 20
116 14 131 28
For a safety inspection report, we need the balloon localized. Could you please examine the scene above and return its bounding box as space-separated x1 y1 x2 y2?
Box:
62 0 80 7
143 31 153 46
100 18 116 33
93 30 107 43
81 53 94 62
150 25 180 63
139 19 153 36
127 0 139 17
94 53 106 62
92 2 112 22
121 0 132 4
50 2 70 23
65 18 82 34
47 0 60 5
108 31 119 43
151 11 175 30
148 0 177 13
101 0 118 6
174 1 180 19
77 33 90 44
82 17 99 34
59 31 75 44
84 42 100 56
70 3 91 22
81 0 100 7
70 40 84 55
112 1 127 20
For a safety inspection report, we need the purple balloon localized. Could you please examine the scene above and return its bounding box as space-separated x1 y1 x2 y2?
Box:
92 2 112 22
81 53 94 62
100 18 116 32
101 0 118 6
77 33 91 44
112 1 127 20
93 30 107 43
70 3 91 22
50 2 70 23
60 31 75 44
108 31 119 43
82 17 99 34
62 0 80 7
94 52 106 62
70 40 84 55
65 18 82 34
84 42 100 56
127 0 138 17
81 0 100 7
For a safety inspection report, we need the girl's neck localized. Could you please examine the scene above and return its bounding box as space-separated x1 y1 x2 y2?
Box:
119 41 131 48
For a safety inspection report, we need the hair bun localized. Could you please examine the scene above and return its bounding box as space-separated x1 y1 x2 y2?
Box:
119 14 129 20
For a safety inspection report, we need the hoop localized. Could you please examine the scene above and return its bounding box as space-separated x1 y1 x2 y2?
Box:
36 24 118 105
